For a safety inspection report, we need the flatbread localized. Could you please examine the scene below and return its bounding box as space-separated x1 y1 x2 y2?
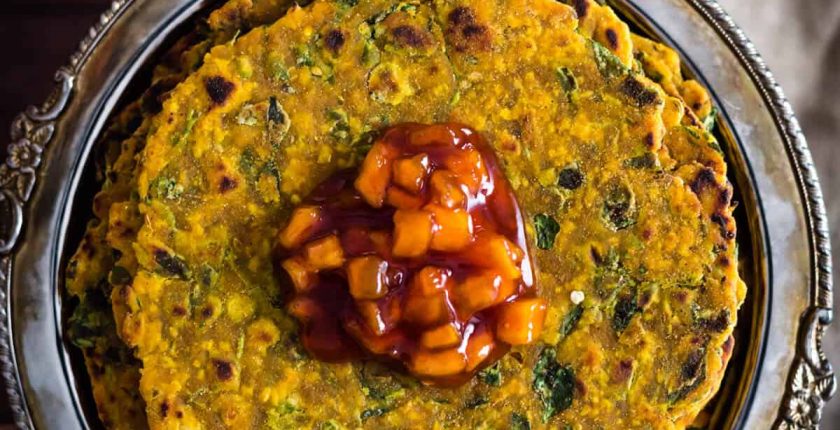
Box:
65 2 299 427
113 0 743 428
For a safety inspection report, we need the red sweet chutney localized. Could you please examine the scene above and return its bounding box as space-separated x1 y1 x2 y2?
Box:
275 123 545 385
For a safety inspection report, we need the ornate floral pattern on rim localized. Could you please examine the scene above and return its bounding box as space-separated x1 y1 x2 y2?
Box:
0 0 833 429
0 2 131 427
686 1 836 428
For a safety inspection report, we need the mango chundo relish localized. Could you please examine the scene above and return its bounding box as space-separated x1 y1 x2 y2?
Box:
276 123 546 384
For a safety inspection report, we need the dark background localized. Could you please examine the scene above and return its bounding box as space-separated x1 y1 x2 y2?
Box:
1 0 108 142
2 0 840 428
0 0 108 424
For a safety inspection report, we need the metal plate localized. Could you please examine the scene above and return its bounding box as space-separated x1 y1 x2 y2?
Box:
0 0 833 428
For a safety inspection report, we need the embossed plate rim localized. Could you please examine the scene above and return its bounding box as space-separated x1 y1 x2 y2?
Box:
0 0 833 429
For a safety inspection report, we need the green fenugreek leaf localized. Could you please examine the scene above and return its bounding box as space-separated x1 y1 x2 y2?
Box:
592 41 627 79
703 106 718 132
556 67 578 100
560 305 584 338
534 214 560 250
533 348 575 421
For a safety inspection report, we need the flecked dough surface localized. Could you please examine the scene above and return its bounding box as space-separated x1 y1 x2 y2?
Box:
72 0 744 428
64 1 299 428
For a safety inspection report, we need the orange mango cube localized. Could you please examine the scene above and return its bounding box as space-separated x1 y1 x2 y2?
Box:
304 235 345 270
465 327 496 371
343 318 399 355
468 234 523 280
281 256 316 293
278 206 322 249
355 142 397 207
420 323 462 349
427 205 474 252
411 266 452 296
410 348 467 377
409 123 458 147
403 292 451 327
430 170 467 209
392 210 433 258
357 300 388 335
346 256 389 300
287 297 322 323
387 186 425 210
452 272 506 314
495 298 547 345
381 294 403 327
393 154 430 193
369 230 392 256
443 148 486 193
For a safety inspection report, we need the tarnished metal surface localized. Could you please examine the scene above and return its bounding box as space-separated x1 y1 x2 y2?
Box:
0 0 831 428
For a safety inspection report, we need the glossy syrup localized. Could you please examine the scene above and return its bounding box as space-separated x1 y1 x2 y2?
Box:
276 123 539 385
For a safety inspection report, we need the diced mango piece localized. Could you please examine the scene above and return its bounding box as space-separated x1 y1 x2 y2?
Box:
393 154 429 193
452 272 506 314
403 292 451 327
355 142 397 207
357 300 388 335
369 230 392 256
411 266 451 296
347 256 389 300
392 210 433 257
410 348 467 377
443 148 486 193
387 186 425 209
430 170 467 209
343 318 400 355
495 298 547 345
304 235 345 270
281 256 316 293
381 294 403 327
468 234 523 280
278 206 322 249
287 297 322 323
420 323 462 349
465 327 495 371
509 241 525 263
409 123 458 147
427 205 474 252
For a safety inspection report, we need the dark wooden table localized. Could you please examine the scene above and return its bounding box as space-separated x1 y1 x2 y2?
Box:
1 0 111 426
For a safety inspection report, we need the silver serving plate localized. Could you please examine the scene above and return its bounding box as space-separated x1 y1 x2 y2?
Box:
0 0 833 428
